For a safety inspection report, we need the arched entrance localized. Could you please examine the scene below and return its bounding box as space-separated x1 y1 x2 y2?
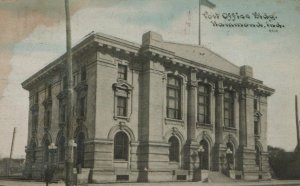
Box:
44 139 50 163
226 142 235 170
200 139 209 170
255 145 262 171
76 132 85 168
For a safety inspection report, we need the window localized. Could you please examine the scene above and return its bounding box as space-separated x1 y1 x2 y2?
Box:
118 64 127 80
224 91 234 128
81 66 86 81
63 76 68 90
168 136 179 162
198 84 210 124
45 109 51 129
117 96 127 117
34 92 39 104
79 97 86 117
254 121 259 136
60 103 66 123
254 98 258 111
58 136 65 162
47 85 52 98
32 113 38 132
167 75 181 119
114 132 128 160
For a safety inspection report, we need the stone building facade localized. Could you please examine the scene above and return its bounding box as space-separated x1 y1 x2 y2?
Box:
22 31 274 183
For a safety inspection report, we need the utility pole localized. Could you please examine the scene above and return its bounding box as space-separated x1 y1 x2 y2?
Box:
296 95 300 150
8 127 16 176
65 0 74 185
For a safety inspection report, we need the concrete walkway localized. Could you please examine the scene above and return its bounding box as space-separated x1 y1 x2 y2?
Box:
0 179 299 186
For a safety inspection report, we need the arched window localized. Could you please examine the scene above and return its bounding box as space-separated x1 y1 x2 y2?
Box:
167 75 181 119
44 139 50 163
168 136 179 162
58 136 65 162
114 132 129 161
200 139 209 170
76 132 85 167
255 146 262 170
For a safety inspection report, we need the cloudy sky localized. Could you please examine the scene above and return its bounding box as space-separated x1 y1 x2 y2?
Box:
0 0 299 158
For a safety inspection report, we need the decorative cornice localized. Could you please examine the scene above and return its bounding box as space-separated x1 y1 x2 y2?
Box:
56 90 68 100
74 81 88 93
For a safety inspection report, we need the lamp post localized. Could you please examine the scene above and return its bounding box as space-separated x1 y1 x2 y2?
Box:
198 145 205 170
226 148 233 170
45 143 57 186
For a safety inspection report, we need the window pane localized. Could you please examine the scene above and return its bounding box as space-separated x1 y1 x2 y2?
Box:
114 132 128 160
118 65 127 80
198 96 205 104
168 77 175 85
198 114 204 123
169 137 179 162
168 89 176 97
169 99 175 108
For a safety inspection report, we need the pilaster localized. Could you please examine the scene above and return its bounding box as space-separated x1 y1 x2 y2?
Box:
213 80 226 171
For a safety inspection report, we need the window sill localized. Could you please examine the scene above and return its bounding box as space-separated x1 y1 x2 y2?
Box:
77 116 86 122
165 118 184 126
196 123 213 130
114 115 130 121
114 160 128 163
223 126 237 133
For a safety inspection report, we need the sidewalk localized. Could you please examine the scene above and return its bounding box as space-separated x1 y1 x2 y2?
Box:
0 179 299 186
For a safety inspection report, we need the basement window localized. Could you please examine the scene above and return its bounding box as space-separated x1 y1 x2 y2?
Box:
116 175 129 181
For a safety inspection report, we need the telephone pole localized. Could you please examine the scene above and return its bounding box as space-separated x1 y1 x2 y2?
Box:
296 95 300 150
65 0 74 185
8 127 16 176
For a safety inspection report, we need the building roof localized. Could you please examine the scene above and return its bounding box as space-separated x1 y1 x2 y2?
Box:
21 31 274 95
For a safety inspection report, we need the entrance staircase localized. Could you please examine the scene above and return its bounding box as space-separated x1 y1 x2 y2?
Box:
208 171 237 183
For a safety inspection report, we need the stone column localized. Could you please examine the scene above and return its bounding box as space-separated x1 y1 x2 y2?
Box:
213 80 226 171
185 69 199 171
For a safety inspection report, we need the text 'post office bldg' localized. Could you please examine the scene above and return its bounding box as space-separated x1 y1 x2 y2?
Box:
22 31 274 183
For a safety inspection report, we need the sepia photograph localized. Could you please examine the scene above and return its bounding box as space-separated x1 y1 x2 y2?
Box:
0 0 299 185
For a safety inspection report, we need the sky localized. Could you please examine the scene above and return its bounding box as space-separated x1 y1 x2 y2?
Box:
0 0 299 158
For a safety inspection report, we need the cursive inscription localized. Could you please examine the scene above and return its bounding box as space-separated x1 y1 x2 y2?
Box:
203 11 285 32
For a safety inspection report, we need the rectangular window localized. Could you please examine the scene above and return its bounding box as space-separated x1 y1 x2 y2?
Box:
60 104 66 122
118 64 127 80
63 76 68 90
167 75 181 119
32 114 38 132
79 97 86 117
34 92 39 104
224 91 234 128
45 110 51 128
254 121 259 136
47 85 52 98
198 84 210 124
254 98 258 111
117 96 127 117
81 66 86 81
